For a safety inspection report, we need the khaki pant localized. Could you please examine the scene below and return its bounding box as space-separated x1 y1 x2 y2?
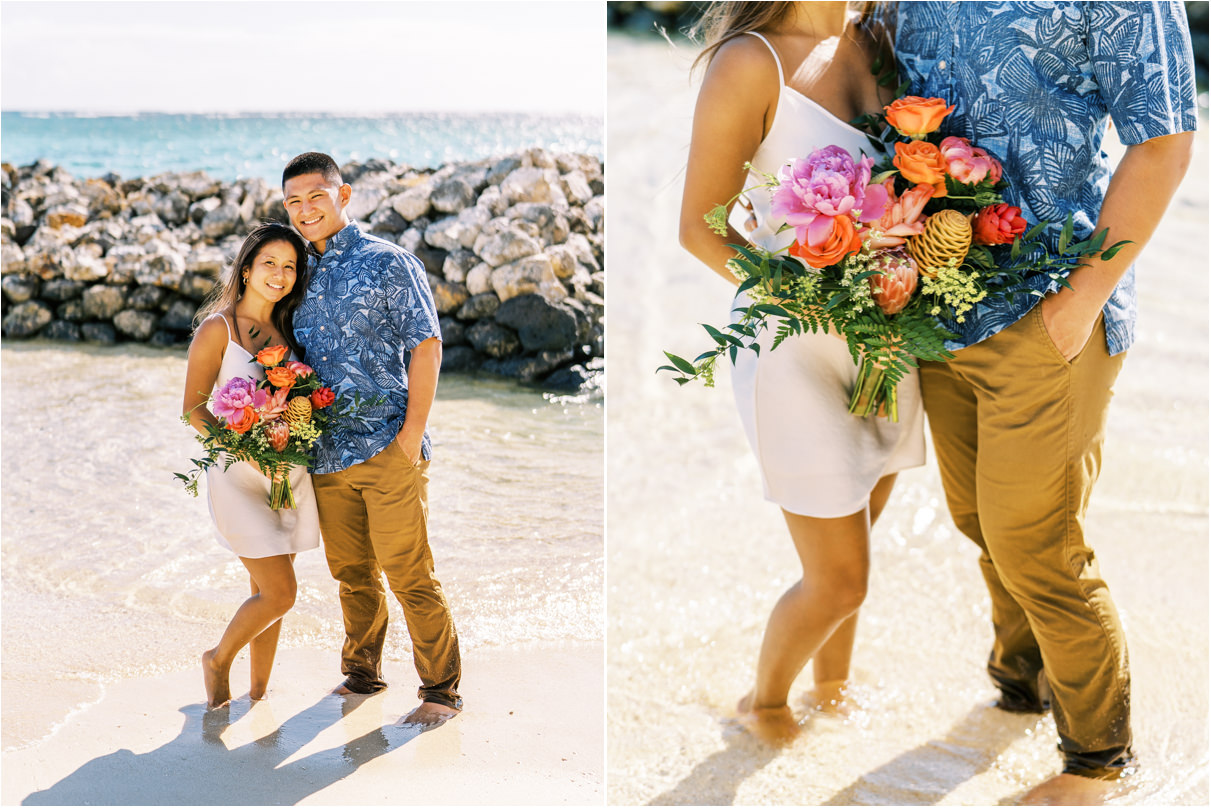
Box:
312 441 461 709
920 306 1131 779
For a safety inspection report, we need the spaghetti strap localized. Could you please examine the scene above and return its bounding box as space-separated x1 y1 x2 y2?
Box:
746 31 785 86
206 311 234 342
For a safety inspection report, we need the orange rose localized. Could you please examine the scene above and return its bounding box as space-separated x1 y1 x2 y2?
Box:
266 366 296 389
227 406 259 435
884 96 955 139
788 215 862 269
893 142 949 197
256 344 289 367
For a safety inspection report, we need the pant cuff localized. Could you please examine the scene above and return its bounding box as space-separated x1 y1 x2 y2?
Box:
419 690 463 710
341 675 387 695
1062 748 1137 781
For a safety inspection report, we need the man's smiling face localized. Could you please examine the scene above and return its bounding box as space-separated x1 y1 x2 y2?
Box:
283 172 351 247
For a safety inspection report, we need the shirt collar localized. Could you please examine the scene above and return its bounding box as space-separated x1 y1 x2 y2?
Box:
310 220 361 259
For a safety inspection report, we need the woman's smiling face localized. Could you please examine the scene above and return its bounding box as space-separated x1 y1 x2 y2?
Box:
243 239 298 304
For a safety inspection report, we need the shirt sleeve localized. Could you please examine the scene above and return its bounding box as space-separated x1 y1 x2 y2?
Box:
383 249 442 351
1088 0 1199 145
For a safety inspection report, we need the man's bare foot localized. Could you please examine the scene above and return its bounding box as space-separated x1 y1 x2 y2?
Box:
804 679 853 716
1018 773 1128 805
397 701 461 728
202 649 231 709
736 692 800 746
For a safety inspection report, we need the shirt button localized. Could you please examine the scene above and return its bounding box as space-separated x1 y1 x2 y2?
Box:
322 356 327 361
320 326 325 331
938 60 947 70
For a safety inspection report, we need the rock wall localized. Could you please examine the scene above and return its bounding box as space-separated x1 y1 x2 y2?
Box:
0 149 604 391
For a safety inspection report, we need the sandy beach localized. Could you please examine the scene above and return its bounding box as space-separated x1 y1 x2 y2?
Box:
1 345 604 805
605 32 1208 806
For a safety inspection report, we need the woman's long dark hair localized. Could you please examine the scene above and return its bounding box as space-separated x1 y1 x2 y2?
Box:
193 222 311 356
689 2 892 75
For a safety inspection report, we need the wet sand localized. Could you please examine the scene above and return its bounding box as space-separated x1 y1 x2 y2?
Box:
1 344 603 805
605 33 1208 805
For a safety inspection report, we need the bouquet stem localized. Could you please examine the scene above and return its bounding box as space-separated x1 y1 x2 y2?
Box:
269 473 296 510
848 356 899 422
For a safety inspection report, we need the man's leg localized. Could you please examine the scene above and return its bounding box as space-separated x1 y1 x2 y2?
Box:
919 353 1047 712
348 443 462 711
961 307 1131 779
312 469 390 694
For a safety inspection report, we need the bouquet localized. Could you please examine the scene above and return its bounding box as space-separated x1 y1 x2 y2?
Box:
177 344 347 509
661 95 1128 421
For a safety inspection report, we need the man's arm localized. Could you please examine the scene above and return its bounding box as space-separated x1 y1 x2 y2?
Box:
1041 131 1194 360
395 336 442 464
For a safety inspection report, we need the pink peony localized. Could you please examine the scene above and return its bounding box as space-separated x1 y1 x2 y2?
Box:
869 252 920 315
865 181 932 250
212 377 268 423
939 136 995 185
771 146 888 249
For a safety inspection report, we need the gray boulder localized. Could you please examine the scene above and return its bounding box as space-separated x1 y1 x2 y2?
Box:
82 285 128 320
114 309 158 340
466 320 520 358
495 293 581 352
2 300 52 336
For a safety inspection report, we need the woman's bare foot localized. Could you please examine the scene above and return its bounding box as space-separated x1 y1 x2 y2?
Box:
736 692 800 746
1018 773 1128 805
249 687 267 701
804 679 853 716
202 649 231 709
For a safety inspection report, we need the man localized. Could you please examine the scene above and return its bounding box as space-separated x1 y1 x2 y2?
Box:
283 151 460 727
894 2 1196 803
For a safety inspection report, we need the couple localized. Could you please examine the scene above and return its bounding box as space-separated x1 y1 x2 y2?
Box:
182 151 461 729
680 1 1195 803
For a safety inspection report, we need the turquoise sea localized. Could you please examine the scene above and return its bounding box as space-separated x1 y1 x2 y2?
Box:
0 111 603 181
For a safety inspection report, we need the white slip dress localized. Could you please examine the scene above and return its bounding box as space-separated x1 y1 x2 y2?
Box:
728 32 925 518
203 314 321 558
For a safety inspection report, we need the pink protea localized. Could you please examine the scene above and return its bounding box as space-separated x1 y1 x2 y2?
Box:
265 419 290 453
869 252 920 316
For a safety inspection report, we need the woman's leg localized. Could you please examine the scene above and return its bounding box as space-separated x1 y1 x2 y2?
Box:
808 474 897 705
203 554 297 709
738 474 895 743
249 554 295 700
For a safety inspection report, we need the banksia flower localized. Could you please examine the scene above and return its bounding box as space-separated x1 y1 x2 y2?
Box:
870 252 920 315
906 209 972 278
265 419 290 452
284 396 312 425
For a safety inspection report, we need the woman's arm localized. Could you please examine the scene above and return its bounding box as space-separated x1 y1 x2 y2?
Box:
182 316 227 434
679 36 780 285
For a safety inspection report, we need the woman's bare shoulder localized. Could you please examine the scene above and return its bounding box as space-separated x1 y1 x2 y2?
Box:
705 33 781 87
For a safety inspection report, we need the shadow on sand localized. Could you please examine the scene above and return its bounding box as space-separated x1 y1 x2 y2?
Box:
820 703 1040 805
23 693 441 805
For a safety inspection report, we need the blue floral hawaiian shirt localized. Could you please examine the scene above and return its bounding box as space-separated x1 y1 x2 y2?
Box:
895 1 1198 355
294 221 442 474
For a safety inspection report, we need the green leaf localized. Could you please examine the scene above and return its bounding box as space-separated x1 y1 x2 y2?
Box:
663 351 696 375
1023 220 1048 242
1101 240 1132 261
754 303 790 317
1058 214 1074 254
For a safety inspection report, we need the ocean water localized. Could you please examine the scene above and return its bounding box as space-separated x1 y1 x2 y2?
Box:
0 111 603 181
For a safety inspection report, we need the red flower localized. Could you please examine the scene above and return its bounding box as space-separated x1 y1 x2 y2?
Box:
310 387 335 409
971 203 1027 245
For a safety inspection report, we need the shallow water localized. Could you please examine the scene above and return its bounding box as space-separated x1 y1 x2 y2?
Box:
606 33 1208 806
1 342 602 749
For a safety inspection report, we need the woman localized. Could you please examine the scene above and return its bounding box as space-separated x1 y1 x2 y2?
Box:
182 222 320 709
679 1 924 744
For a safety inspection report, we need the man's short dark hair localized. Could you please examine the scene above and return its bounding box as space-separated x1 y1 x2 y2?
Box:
282 152 342 188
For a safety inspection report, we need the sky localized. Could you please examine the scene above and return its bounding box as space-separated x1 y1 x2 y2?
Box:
0 0 605 114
